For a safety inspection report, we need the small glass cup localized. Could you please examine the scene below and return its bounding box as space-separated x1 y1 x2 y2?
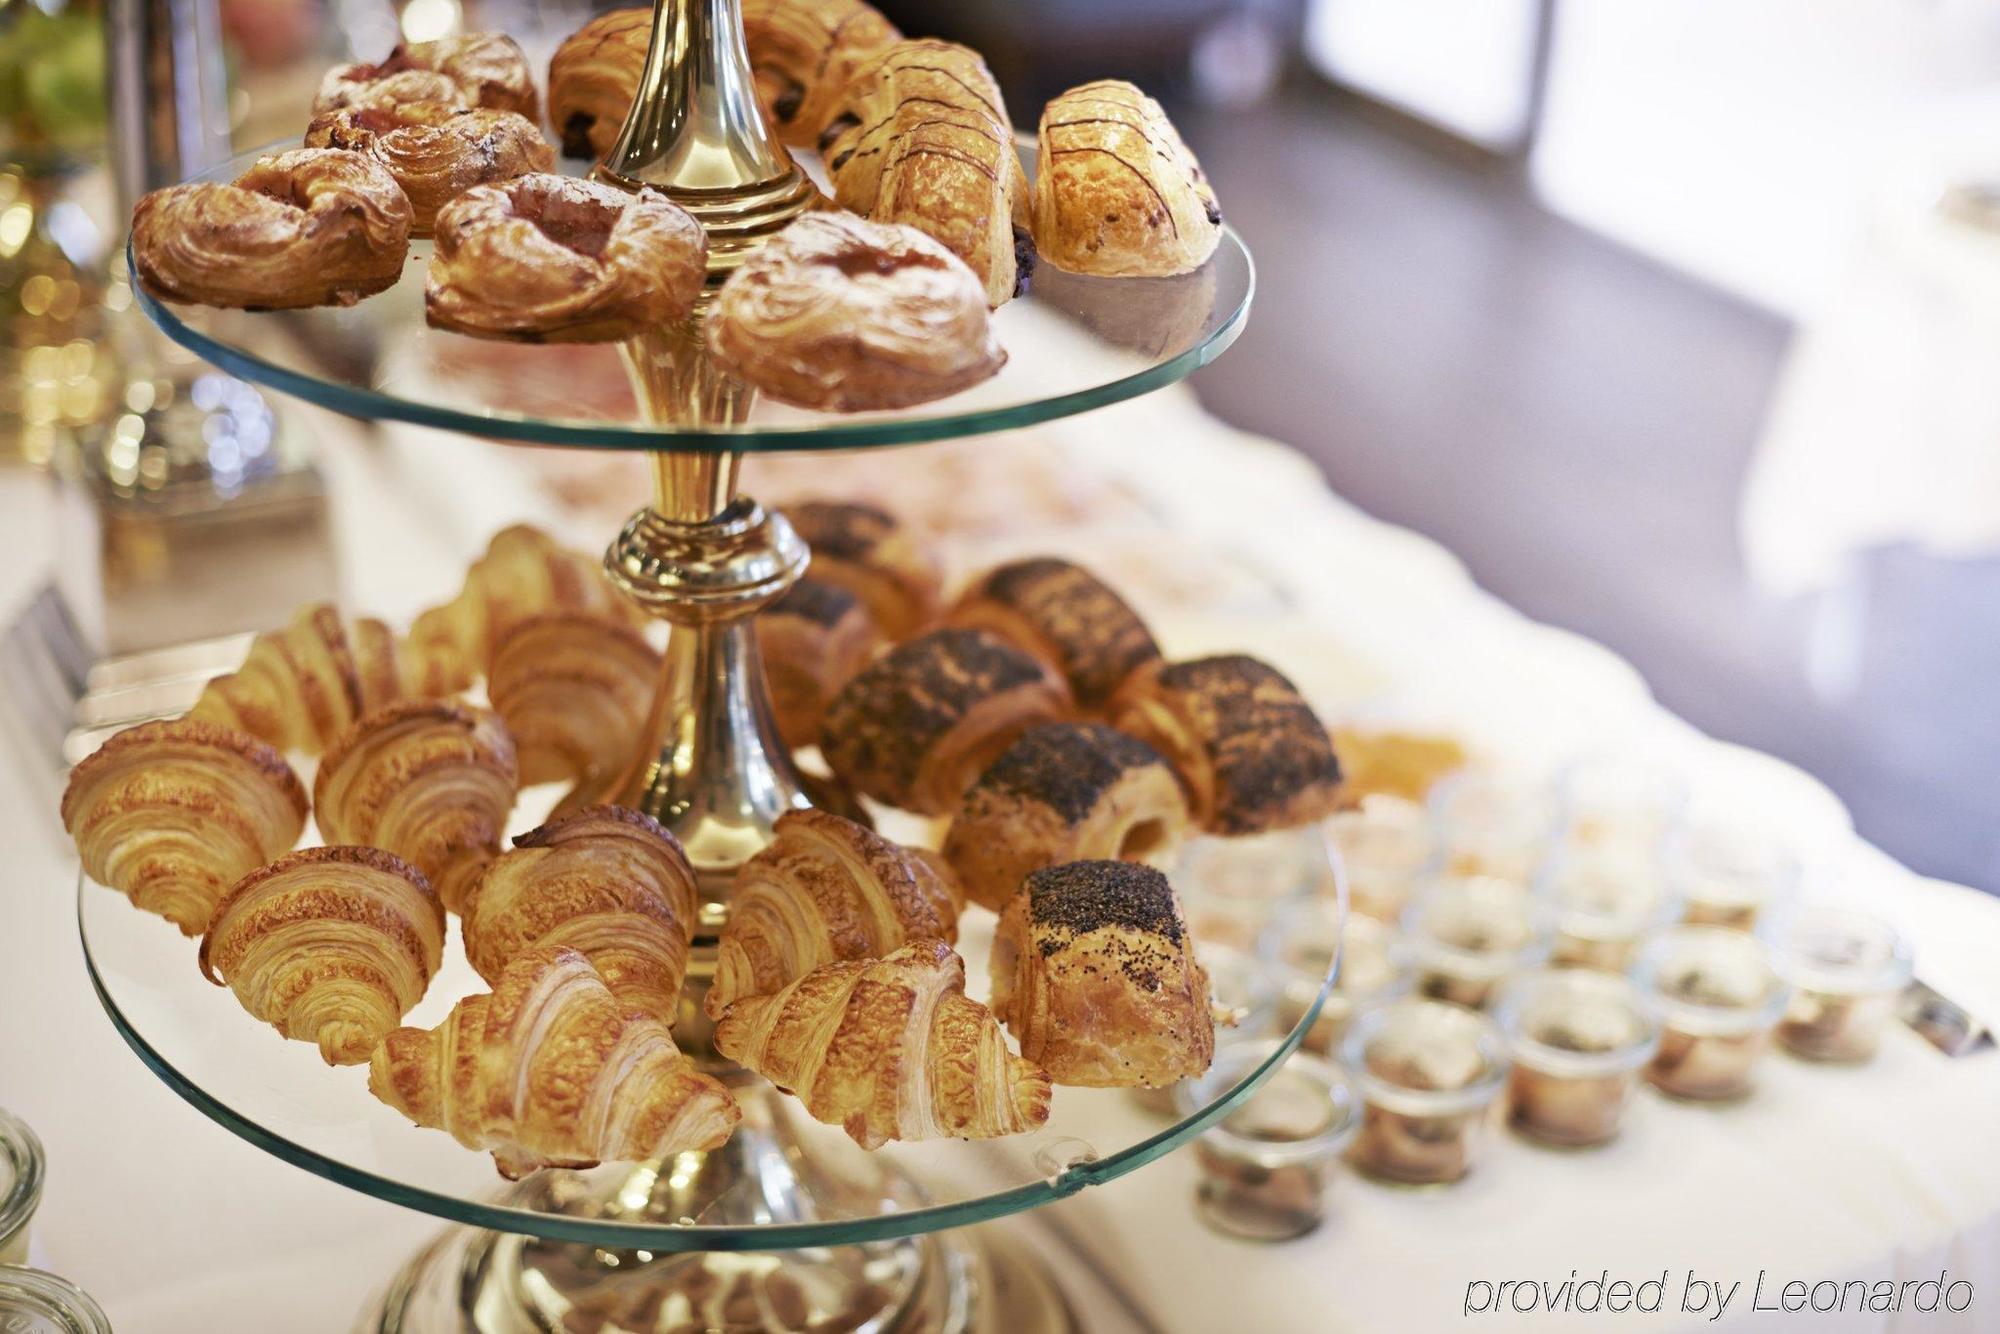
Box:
0 1108 45 1268
1179 1042 1359 1240
1265 904 1413 1055
1555 754 1688 857
1535 845 1682 973
1128 942 1281 1115
1402 874 1556 1009
0 1267 112 1334
1428 772 1557 885
1176 826 1334 950
1764 907 1915 1064
1341 999 1509 1186
1326 795 1435 923
1636 927 1791 1101
1496 970 1660 1147
1664 823 1801 931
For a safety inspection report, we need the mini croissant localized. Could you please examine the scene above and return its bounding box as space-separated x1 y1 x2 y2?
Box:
200 846 444 1065
462 806 697 1026
370 946 740 1178
190 603 413 755
63 719 308 935
314 700 519 914
708 808 959 1017
487 612 659 790
714 939 1051 1150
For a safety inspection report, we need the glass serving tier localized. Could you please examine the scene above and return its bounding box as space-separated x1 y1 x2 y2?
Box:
79 838 1342 1252
133 144 1253 453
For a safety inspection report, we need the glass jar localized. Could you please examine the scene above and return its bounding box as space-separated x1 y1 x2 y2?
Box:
1554 754 1688 858
0 1266 112 1334
1402 875 1555 1010
1636 927 1790 1101
1176 826 1334 950
1764 907 1915 1064
1427 772 1557 885
1664 824 1801 931
1496 970 1660 1147
1535 845 1681 973
1326 795 1435 923
1178 1041 1359 1240
0 1108 45 1268
1265 903 1413 1055
1340 999 1509 1186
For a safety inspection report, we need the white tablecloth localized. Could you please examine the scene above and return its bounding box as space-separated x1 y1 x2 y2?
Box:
2 383 1997 1333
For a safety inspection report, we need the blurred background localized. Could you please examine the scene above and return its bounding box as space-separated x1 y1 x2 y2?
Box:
6 0 2000 892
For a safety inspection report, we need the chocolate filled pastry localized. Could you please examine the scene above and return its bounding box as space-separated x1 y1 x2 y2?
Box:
947 557 1161 712
1110 655 1344 835
780 500 941 641
547 8 649 158
943 723 1188 912
820 626 1072 816
1032 80 1222 277
819 39 1031 307
758 579 882 752
131 148 411 309
317 32 539 119
708 213 1005 410
990 860 1213 1087
427 175 707 343
743 0 901 148
304 102 552 237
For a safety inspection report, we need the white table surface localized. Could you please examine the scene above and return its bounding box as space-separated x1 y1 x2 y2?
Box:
2 380 1997 1333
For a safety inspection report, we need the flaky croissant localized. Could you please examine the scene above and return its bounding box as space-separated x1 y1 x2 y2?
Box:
314 700 519 914
487 612 659 790
708 809 959 1017
462 807 696 1026
190 603 414 755
200 846 444 1065
62 719 308 935
714 939 1051 1149
370 945 740 1178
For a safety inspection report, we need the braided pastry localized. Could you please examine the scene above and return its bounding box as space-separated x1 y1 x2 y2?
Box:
946 557 1161 712
758 579 881 752
781 501 941 641
715 939 1049 1149
742 0 901 149
708 809 958 1017
317 32 539 119
370 946 740 1178
547 9 649 158
314 701 518 915
487 612 659 790
199 847 443 1065
190 603 410 755
304 102 552 237
62 719 308 935
462 807 696 1026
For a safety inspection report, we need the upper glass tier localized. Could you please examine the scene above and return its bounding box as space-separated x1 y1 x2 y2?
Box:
133 145 1253 453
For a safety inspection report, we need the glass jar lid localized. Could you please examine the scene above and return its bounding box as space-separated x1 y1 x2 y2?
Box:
1340 998 1511 1116
0 1108 45 1257
1495 969 1661 1076
0 1267 113 1334
1635 926 1791 1035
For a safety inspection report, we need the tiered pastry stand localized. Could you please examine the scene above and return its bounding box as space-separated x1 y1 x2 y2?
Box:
81 4 1338 1330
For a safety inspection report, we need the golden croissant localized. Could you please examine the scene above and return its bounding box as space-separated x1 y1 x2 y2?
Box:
714 939 1051 1149
708 808 959 1017
370 946 741 1178
462 806 696 1026
487 612 659 790
62 719 308 935
200 846 444 1065
190 603 415 755
314 700 519 914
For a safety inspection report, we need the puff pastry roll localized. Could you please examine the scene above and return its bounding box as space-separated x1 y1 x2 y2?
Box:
190 603 410 756
942 722 1189 912
314 700 519 915
946 557 1161 712
1109 655 1345 835
488 612 659 789
758 578 882 752
63 719 308 936
742 0 901 148
304 102 552 237
1032 80 1222 277
820 627 1073 816
370 946 740 1178
708 808 958 1016
548 9 650 158
820 39 1031 307
200 847 443 1065
317 32 539 119
782 500 942 641
462 806 697 1026
714 939 1050 1149
991 860 1213 1087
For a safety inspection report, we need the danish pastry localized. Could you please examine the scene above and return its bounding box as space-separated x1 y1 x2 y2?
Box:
758 579 881 752
317 32 539 119
819 626 1072 815
742 0 901 149
991 860 1213 1087
707 213 1005 411
190 603 411 756
304 102 552 237
1032 80 1222 277
714 939 1051 1150
131 148 411 309
819 39 1031 307
62 719 308 936
780 500 941 640
487 612 659 789
1109 655 1345 835
200 846 443 1065
427 174 708 342
942 723 1189 912
946 557 1161 712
